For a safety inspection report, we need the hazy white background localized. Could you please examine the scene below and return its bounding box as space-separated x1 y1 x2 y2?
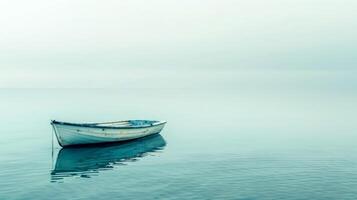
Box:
0 0 356 88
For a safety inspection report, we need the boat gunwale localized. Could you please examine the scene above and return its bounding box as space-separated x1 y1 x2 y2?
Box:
51 120 167 129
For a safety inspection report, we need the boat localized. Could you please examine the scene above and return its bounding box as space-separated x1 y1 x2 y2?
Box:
51 119 167 147
51 134 166 181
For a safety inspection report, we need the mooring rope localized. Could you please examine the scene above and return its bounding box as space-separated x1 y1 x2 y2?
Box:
51 125 54 170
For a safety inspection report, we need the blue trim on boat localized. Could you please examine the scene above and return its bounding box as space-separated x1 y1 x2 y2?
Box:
51 120 167 129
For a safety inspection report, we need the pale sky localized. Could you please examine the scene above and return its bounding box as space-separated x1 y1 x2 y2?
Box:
0 0 356 88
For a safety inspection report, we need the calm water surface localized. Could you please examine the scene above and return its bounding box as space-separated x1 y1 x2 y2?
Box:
0 87 356 200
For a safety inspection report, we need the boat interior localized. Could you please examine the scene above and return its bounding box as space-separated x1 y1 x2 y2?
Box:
94 120 160 127
52 120 165 128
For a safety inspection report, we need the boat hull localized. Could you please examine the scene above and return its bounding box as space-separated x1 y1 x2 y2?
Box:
51 121 166 147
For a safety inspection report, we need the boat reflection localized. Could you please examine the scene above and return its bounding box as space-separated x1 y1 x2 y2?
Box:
51 134 166 182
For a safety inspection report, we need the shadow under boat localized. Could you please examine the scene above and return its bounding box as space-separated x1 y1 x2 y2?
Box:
51 134 166 181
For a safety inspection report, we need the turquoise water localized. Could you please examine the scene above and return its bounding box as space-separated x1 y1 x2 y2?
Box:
0 86 357 199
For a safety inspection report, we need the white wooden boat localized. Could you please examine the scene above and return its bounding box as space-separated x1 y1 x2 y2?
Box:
51 119 167 147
